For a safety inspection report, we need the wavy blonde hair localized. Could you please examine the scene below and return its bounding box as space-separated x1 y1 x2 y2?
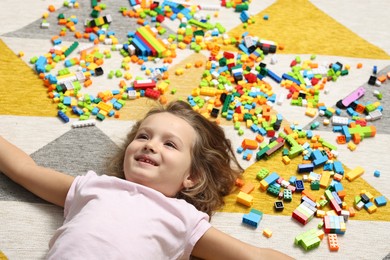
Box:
107 100 243 217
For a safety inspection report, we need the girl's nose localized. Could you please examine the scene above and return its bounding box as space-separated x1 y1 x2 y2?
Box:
144 141 156 153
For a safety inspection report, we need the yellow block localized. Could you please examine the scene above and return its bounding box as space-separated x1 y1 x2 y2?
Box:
320 171 331 188
345 166 365 181
236 191 253 207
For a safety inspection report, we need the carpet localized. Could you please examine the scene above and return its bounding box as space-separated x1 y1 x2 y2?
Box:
1 0 389 259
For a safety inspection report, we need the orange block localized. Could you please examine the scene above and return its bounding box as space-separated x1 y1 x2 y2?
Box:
159 95 167 105
48 5 56 12
336 135 346 144
377 75 387 83
328 234 339 251
241 139 258 150
235 178 245 187
302 191 316 202
352 133 361 144
240 183 255 194
355 103 365 114
337 190 347 200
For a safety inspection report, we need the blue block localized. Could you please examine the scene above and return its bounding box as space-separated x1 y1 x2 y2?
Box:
282 73 301 85
289 176 297 185
267 69 282 83
263 172 279 185
57 111 69 123
333 161 344 174
242 209 263 228
333 182 344 192
374 196 387 207
295 180 305 192
63 96 72 106
298 163 314 173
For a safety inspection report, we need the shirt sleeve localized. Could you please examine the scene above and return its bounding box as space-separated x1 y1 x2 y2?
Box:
183 211 212 258
63 171 97 218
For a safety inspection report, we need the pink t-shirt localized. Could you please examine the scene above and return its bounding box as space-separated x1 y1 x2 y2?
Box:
47 171 211 260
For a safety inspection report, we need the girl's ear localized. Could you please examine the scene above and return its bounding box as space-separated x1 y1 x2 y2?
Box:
183 175 196 189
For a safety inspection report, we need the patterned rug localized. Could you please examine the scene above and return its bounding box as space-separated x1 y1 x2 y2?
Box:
1 0 389 259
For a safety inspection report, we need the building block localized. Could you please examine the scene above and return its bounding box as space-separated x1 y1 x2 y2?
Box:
292 202 315 225
283 189 292 202
259 172 280 191
295 228 324 251
236 191 253 207
274 201 284 211
374 196 387 207
327 234 339 251
364 201 377 213
242 209 263 228
262 228 273 238
298 163 314 173
58 110 69 123
240 182 255 194
256 168 270 180
323 215 346 234
345 166 364 181
295 180 305 192
71 119 96 128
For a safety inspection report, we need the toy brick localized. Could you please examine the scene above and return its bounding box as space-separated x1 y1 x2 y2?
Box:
345 166 364 181
274 201 284 211
327 234 339 251
242 209 263 228
262 228 272 238
374 196 387 207
236 191 253 207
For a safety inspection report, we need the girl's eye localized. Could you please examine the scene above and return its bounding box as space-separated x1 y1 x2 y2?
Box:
165 141 177 149
136 133 148 140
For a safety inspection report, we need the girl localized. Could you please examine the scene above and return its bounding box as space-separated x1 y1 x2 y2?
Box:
0 100 293 259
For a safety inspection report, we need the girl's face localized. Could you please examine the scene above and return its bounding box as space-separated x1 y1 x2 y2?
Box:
123 112 197 197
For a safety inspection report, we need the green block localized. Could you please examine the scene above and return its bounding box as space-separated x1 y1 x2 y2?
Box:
256 168 270 180
310 180 320 190
267 184 280 197
283 189 292 201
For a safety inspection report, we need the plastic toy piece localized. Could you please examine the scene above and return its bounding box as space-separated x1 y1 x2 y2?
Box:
241 139 258 150
327 234 339 251
242 209 263 228
259 172 280 191
292 201 316 225
336 86 365 109
297 163 314 173
236 191 253 207
323 215 346 234
345 166 364 181
262 228 272 238
133 79 157 89
240 183 255 194
374 196 387 207
295 180 305 192
71 119 96 128
332 116 349 126
274 201 284 211
58 111 69 123
295 228 324 251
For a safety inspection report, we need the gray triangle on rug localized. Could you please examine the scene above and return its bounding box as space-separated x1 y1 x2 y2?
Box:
0 126 120 203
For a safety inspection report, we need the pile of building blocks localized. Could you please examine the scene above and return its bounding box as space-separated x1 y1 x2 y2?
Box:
234 117 387 251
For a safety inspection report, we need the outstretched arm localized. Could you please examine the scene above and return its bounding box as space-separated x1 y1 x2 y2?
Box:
0 136 74 207
192 226 294 260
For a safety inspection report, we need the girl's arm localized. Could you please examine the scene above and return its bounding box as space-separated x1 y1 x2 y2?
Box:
0 136 74 207
192 226 294 260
